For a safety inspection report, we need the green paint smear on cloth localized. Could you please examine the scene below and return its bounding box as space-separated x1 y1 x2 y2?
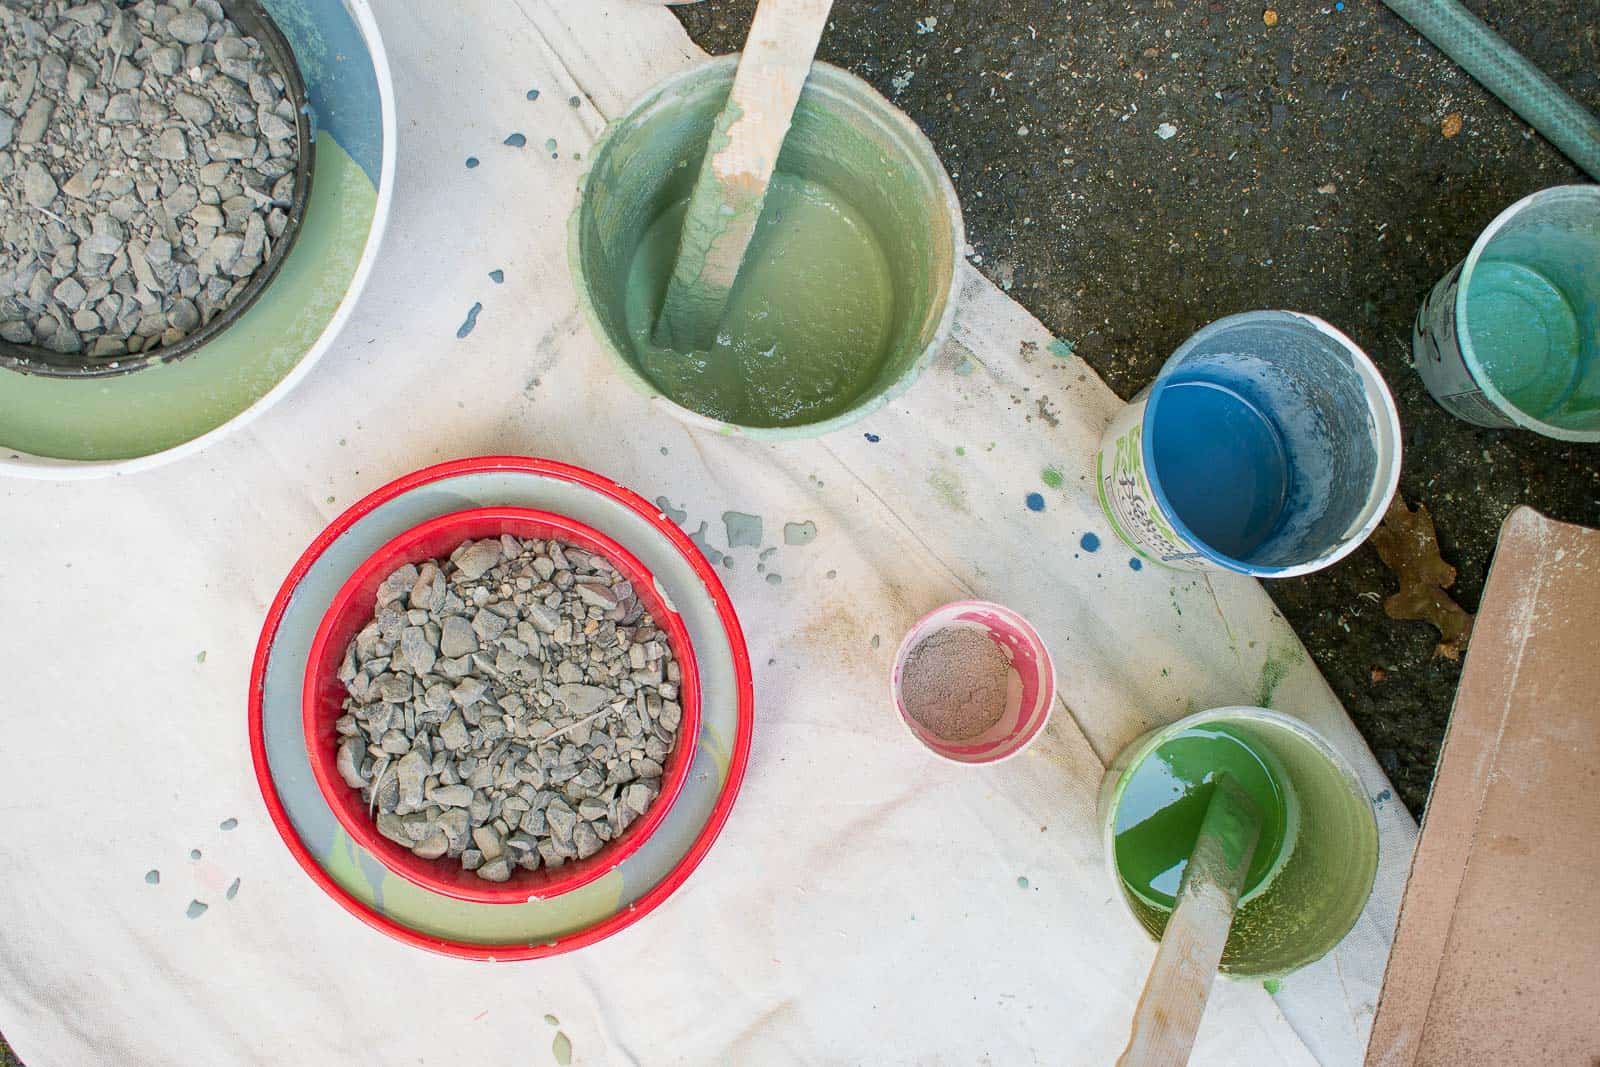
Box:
0 138 377 460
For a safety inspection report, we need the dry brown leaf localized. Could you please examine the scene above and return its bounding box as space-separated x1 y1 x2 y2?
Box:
1370 495 1475 658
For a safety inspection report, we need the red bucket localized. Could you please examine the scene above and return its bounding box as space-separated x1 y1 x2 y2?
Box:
302 506 701 904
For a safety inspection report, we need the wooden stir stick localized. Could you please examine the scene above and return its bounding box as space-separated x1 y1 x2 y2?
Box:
653 0 833 352
1117 775 1264 1067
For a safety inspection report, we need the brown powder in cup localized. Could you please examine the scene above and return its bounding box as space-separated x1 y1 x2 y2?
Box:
901 627 1012 741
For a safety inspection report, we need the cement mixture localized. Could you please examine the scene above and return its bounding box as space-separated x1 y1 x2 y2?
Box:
901 626 1012 741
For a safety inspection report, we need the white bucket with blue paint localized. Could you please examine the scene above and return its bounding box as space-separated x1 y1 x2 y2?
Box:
1095 311 1402 577
1413 185 1600 442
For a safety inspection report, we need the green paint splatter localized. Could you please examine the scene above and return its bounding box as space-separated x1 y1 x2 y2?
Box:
544 1014 559 1026
544 138 557 152
1017 876 1030 889
1255 646 1302 708
722 511 763 548
1263 978 1282 995
654 496 687 525
782 520 818 546
552 1031 573 1065
1041 465 1063 488
927 467 968 512
195 650 206 664
1048 337 1076 359
954 445 965 456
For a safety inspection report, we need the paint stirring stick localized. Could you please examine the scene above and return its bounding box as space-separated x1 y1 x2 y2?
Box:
653 0 834 352
1117 775 1263 1067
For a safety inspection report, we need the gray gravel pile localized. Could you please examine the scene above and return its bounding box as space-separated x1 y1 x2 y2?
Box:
335 535 685 884
0 0 301 358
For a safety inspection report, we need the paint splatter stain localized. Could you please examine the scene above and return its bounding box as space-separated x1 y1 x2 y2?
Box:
1025 492 1045 512
503 132 527 148
144 869 160 885
721 556 734 568
1017 876 1030 889
955 354 975 376
783 520 818 546
765 573 782 585
954 445 965 456
1374 789 1392 805
826 569 838 579
544 1014 559 1026
465 156 479 169
1041 465 1063 489
195 650 206 664
722 511 763 548
190 849 202 861
1129 558 1143 571
1080 532 1101 552
654 496 687 525
1255 646 1301 708
544 137 558 152
870 634 881 649
488 269 504 284
864 432 881 442
568 95 581 108
928 468 968 512
687 522 724 565
526 88 541 101
219 817 238 831
1263 978 1282 995
225 878 240 901
659 446 669 456
185 900 208 919
1048 337 1076 359
552 1032 573 1065
456 302 482 339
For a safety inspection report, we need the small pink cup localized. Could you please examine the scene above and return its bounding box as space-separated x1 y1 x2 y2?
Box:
890 600 1056 764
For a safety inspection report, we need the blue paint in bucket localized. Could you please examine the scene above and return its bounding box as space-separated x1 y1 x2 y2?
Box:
1135 312 1400 576
1150 380 1288 560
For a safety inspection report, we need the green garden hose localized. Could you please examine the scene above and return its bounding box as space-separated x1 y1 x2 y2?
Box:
1383 0 1600 180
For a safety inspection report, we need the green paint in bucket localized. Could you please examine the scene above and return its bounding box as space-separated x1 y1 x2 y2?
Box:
1414 185 1600 441
1098 707 1378 979
569 58 962 438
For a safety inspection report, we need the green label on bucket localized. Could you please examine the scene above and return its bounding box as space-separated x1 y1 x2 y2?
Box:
1096 405 1207 570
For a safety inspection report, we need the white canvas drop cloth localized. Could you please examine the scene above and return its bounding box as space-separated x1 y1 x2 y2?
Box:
0 2 1414 1063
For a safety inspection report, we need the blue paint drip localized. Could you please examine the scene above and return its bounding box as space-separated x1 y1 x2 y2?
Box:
465 156 479 169
526 88 541 100
1080 532 1101 552
1129 557 1143 571
503 132 527 148
488 269 504 284
864 432 881 443
1025 492 1045 512
456 302 482 339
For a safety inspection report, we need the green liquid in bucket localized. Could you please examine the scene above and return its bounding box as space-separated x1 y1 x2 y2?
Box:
1113 724 1291 910
623 173 896 427
1466 259 1584 418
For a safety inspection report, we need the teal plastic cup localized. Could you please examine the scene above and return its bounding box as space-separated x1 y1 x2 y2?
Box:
1097 707 1379 979
1414 184 1600 441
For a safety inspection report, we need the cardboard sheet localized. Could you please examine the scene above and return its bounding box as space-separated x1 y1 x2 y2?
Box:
1367 508 1600 1067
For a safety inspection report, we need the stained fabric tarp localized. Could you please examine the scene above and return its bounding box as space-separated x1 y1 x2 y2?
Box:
0 2 1412 1063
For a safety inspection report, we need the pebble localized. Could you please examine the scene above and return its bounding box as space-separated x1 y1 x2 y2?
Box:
0 1 301 357
335 536 679 880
